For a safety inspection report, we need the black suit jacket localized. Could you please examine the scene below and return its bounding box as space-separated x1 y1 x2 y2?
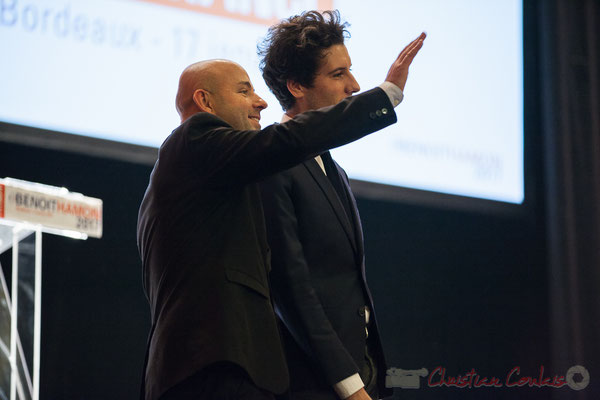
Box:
136 88 396 400
260 152 389 397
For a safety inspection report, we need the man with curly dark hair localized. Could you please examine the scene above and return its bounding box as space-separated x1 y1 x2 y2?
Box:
260 10 350 112
258 10 423 400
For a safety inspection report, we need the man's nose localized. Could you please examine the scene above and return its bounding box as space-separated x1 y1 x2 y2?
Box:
254 93 268 110
348 72 360 94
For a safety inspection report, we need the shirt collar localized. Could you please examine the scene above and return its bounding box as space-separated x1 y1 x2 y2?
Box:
280 113 293 123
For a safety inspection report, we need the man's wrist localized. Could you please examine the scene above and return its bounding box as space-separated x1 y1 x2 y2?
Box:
333 373 364 399
379 81 404 107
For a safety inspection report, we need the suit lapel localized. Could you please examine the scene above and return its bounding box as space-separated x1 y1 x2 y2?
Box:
303 159 358 254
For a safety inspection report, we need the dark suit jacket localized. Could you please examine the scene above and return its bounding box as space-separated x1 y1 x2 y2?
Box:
136 88 396 400
260 151 390 397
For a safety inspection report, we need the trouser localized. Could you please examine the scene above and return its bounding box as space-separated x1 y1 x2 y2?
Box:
160 362 276 400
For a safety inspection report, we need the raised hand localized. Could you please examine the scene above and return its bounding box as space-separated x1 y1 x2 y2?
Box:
385 32 426 91
346 387 372 400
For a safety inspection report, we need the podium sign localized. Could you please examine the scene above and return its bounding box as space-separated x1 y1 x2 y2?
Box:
0 178 102 239
0 178 103 400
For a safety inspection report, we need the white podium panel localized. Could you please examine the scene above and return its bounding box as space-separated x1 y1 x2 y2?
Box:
0 224 39 400
0 178 103 400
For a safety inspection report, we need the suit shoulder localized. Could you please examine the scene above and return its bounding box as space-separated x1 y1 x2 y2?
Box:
181 112 231 138
159 112 227 145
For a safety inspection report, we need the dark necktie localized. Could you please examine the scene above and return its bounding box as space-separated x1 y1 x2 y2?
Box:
320 151 353 220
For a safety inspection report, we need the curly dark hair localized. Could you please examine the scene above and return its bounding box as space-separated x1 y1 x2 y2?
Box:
258 10 349 111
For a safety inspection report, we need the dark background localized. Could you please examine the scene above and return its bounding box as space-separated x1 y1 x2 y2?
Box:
1 0 598 399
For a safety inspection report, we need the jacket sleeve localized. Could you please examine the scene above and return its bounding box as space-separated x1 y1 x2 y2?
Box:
181 87 396 187
260 170 361 385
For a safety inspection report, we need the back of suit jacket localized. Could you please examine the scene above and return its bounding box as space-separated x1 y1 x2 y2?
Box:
137 88 396 400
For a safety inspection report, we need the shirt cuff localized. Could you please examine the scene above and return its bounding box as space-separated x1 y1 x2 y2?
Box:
378 81 404 107
333 373 364 399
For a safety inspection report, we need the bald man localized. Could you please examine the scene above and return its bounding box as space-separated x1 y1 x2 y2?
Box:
137 35 424 400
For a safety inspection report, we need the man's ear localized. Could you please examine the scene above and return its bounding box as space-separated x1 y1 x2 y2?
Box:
286 80 305 100
192 89 214 113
